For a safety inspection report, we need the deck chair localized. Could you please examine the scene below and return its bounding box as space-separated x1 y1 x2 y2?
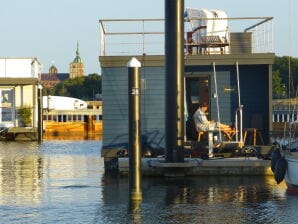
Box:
243 114 264 146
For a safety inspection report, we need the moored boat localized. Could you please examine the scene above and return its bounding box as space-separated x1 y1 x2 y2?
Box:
285 152 298 187
284 147 298 193
272 124 298 193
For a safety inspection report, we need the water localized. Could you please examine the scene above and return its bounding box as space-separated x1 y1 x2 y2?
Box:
0 140 297 224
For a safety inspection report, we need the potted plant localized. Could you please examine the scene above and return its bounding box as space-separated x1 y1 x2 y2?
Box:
17 106 32 127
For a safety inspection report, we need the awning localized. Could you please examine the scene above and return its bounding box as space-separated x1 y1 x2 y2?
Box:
0 77 39 86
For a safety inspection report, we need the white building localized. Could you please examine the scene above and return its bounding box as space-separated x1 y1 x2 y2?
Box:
0 58 42 129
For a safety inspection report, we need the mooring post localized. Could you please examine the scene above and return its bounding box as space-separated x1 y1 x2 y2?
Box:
165 0 185 163
128 57 142 201
37 84 43 143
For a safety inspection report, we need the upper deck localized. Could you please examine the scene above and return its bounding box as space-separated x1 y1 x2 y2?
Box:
99 16 274 57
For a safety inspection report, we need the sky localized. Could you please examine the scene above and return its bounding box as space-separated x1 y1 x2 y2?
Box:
0 0 297 75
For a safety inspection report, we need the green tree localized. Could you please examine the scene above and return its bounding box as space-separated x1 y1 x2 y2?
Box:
273 56 298 98
84 73 102 99
272 70 285 98
54 82 69 96
51 73 102 100
42 87 55 96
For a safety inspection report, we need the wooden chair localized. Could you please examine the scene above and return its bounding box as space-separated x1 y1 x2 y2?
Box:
194 121 208 142
243 114 264 146
197 131 207 142
243 128 264 146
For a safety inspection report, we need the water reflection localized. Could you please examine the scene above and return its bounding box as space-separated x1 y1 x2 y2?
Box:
128 199 142 224
1 140 298 224
101 175 288 224
0 140 104 223
43 134 102 141
0 141 43 206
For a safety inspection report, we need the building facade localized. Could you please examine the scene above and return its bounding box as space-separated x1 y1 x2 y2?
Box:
0 58 42 130
40 65 69 89
69 42 84 79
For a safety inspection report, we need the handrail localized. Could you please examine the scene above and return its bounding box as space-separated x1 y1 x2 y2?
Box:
99 16 274 56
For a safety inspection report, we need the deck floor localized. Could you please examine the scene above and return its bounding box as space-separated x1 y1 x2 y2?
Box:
118 157 272 176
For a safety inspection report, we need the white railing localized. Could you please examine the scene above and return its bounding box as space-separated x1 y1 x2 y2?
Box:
99 17 274 56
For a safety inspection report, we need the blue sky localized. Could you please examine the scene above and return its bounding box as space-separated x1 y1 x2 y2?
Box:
0 0 296 75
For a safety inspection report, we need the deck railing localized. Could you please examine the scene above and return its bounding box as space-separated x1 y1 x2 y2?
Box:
99 17 274 56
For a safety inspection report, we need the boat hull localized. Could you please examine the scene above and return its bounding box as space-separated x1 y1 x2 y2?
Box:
285 152 298 192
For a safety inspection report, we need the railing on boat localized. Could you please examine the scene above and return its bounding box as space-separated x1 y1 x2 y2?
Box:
99 17 274 56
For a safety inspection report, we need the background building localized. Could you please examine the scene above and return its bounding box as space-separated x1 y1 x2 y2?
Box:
40 65 69 89
41 43 85 89
69 42 84 79
0 57 41 130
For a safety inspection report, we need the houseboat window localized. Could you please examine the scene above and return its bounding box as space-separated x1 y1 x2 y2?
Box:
0 89 14 123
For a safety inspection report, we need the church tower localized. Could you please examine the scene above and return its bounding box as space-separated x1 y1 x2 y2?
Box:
69 42 84 79
49 64 58 75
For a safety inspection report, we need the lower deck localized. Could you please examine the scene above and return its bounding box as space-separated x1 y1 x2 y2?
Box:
1 127 37 141
118 157 273 176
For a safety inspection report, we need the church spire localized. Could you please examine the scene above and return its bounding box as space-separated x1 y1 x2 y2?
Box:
76 42 80 57
73 41 82 63
69 41 84 78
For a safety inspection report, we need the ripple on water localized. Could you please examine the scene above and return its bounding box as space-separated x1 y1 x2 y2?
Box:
1 141 298 224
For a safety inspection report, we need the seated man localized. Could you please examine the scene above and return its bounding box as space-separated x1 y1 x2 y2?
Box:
193 102 231 132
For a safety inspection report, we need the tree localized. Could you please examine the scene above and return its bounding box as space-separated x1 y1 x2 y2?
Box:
273 56 298 98
272 70 285 98
50 73 102 100
83 73 102 100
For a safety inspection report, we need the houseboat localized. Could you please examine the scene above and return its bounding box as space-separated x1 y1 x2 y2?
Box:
0 58 42 140
99 7 275 175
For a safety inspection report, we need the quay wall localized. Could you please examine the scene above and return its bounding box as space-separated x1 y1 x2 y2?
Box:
43 120 102 140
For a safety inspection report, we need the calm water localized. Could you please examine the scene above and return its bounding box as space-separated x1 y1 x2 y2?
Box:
0 140 297 224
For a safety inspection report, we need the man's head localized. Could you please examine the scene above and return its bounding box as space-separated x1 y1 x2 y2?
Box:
199 102 208 108
199 102 208 112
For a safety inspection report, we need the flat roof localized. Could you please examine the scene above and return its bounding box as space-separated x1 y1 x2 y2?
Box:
99 53 275 68
0 77 39 86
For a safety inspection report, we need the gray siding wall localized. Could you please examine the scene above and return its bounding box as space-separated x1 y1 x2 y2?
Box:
102 67 129 149
102 66 165 150
141 67 165 148
102 62 271 151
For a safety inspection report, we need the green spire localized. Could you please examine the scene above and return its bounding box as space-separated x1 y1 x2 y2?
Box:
73 41 82 63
